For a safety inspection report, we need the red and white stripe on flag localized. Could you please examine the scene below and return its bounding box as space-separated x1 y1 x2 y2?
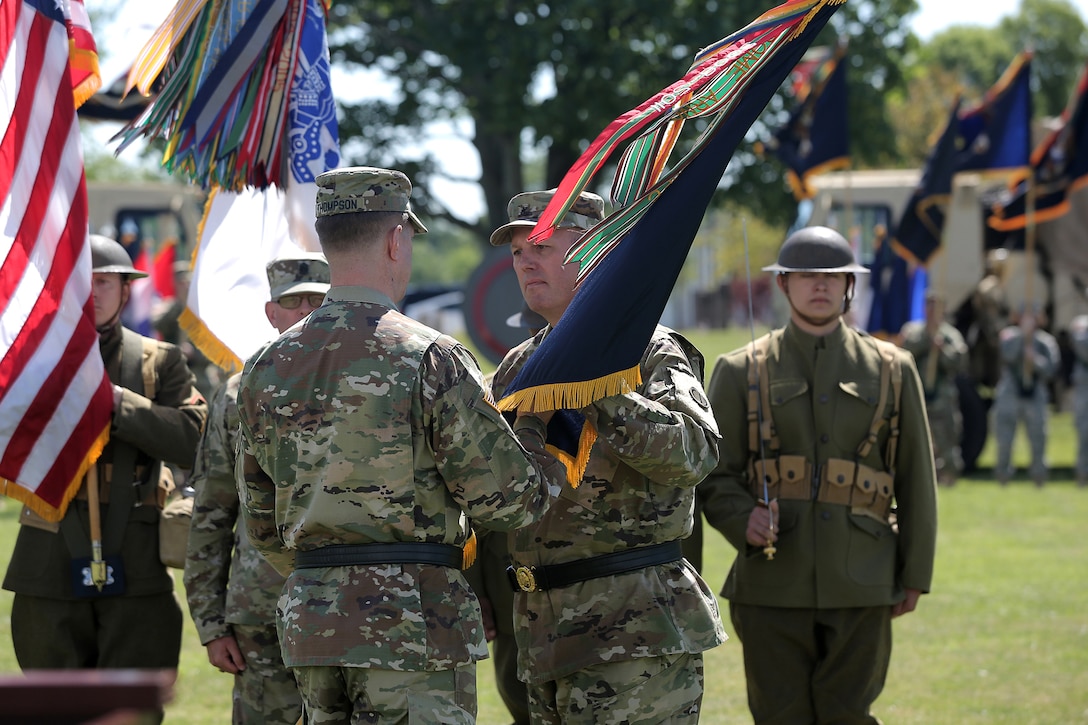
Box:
0 0 112 522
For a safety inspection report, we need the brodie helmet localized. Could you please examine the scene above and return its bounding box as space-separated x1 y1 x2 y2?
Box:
90 234 148 279
763 226 868 274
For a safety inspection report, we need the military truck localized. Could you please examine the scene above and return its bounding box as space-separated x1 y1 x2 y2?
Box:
86 181 205 263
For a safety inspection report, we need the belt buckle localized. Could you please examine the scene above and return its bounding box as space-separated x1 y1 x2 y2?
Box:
514 565 539 592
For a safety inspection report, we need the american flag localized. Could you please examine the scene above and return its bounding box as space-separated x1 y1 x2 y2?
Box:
0 0 112 521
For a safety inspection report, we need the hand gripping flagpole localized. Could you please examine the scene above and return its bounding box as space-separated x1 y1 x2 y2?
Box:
743 220 776 561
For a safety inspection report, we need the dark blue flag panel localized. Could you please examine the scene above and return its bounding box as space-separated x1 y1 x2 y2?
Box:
891 99 962 266
989 62 1088 232
772 45 850 200
955 52 1033 174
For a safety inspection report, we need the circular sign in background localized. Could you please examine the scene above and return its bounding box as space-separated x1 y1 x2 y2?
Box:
462 248 530 365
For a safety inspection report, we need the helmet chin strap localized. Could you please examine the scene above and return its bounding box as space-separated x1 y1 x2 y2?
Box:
843 273 855 316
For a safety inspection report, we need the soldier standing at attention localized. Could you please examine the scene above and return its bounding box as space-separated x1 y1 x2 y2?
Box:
3 235 207 720
236 167 558 724
489 189 725 724
700 226 938 725
184 253 330 724
1069 314 1088 488
898 290 969 485
993 307 1061 487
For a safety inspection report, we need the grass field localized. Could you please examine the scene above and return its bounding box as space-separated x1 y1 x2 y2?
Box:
1 327 1086 723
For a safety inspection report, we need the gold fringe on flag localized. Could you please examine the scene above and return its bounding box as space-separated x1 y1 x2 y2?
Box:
180 306 243 375
0 423 110 523
68 43 101 108
545 423 599 489
496 365 642 415
461 529 477 569
178 186 244 375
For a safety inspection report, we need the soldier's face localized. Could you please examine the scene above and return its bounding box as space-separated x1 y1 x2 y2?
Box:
266 294 323 333
781 272 847 328
509 227 583 328
92 272 127 328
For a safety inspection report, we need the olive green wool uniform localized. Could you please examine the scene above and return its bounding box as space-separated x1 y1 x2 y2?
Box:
702 321 938 724
4 321 207 671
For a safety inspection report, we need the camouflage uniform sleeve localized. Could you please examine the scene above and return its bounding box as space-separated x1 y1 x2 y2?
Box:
425 341 556 531
183 376 241 645
891 350 939 593
698 350 757 553
235 448 292 577
579 330 720 487
112 340 207 467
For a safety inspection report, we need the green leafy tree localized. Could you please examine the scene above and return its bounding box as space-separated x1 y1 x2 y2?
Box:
999 0 1088 116
895 0 1088 166
328 0 919 237
915 25 1016 98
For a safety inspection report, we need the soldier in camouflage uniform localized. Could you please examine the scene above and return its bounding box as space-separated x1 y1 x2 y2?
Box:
1070 315 1088 487
489 189 725 724
184 254 330 724
898 291 968 485
236 167 559 724
701 227 938 724
993 308 1061 486
3 235 207 720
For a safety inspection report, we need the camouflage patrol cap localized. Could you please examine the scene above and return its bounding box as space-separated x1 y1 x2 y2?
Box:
266 253 331 301
315 166 428 234
489 188 606 246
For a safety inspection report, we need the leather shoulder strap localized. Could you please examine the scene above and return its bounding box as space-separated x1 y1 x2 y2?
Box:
746 331 780 457
855 337 903 475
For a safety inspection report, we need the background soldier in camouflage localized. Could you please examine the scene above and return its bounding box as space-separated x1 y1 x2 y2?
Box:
489 189 725 725
4 235 207 723
1069 315 1088 488
898 291 969 485
236 167 558 724
701 227 938 724
993 308 1061 486
184 253 330 724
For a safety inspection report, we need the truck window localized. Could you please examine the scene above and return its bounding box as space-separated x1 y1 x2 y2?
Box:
823 203 893 266
115 207 189 268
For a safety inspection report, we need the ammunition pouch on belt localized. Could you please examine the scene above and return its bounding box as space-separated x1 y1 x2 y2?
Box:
750 455 809 502
749 456 894 522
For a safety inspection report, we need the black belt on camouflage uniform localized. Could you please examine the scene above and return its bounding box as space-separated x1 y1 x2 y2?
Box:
506 540 684 593
294 542 464 569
